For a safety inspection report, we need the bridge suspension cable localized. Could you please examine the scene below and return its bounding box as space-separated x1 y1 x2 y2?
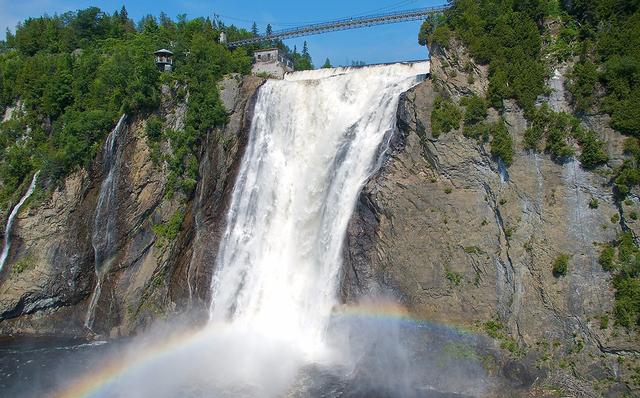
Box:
227 5 448 48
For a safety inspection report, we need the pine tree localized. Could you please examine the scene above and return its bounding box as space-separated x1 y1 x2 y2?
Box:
251 22 258 37
120 6 129 22
266 24 273 36
5 29 15 47
322 58 332 68
418 20 432 46
302 41 309 57
159 12 173 29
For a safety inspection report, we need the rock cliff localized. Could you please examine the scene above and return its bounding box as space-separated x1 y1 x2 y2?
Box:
0 75 264 337
343 40 639 396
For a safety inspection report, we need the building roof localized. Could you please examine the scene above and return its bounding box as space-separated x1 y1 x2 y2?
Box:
154 49 174 55
254 48 281 53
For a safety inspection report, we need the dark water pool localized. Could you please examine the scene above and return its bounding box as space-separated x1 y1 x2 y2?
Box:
0 336 118 398
0 319 505 398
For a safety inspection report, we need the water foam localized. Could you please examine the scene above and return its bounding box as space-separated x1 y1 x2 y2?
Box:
209 62 429 360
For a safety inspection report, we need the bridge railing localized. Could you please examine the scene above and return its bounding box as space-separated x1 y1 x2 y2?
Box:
228 5 449 48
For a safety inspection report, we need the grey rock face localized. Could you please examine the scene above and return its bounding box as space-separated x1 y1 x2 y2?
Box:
0 75 264 337
343 49 639 395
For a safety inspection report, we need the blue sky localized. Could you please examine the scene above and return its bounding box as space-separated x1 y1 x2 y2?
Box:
0 0 446 66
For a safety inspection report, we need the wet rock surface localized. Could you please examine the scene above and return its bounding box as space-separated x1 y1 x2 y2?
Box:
343 44 639 395
0 76 264 337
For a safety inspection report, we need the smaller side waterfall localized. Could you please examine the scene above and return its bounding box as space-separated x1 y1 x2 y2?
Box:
0 171 40 272
85 114 126 330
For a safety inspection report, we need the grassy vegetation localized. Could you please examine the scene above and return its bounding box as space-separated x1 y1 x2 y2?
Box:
521 102 609 168
614 138 640 197
11 255 36 274
483 320 524 357
462 121 491 141
460 93 492 142
463 246 484 255
564 1 640 135
600 314 609 330
152 209 185 241
426 0 639 140
445 268 462 286
552 253 569 277
600 244 616 272
420 1 613 172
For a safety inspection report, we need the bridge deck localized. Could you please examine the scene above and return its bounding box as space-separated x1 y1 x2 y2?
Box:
228 6 448 48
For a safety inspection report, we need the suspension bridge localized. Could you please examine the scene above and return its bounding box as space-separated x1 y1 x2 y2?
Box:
226 5 449 48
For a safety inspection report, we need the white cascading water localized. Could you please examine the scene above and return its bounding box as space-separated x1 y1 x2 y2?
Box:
209 62 429 359
0 171 40 272
85 114 127 330
47 62 499 398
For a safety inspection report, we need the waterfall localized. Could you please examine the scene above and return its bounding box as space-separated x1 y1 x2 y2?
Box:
208 63 429 357
0 171 40 272
85 114 127 330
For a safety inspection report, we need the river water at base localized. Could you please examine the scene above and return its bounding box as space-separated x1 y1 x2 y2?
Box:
0 315 498 398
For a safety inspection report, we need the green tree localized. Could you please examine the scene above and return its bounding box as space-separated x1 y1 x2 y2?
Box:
418 20 432 46
431 96 461 138
490 120 514 166
568 60 598 113
322 58 332 68
42 56 73 119
119 6 129 22
579 130 608 169
461 95 487 125
138 15 159 33
293 41 313 71
0 7 252 204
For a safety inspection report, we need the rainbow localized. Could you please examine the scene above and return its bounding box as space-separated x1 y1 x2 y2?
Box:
51 302 469 398
50 325 222 398
331 300 473 333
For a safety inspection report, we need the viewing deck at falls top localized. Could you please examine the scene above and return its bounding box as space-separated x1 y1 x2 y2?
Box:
226 5 449 48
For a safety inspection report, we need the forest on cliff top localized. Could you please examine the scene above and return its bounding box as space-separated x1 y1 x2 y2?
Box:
0 7 314 205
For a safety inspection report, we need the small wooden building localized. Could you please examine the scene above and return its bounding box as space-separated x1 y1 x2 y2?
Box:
154 49 174 72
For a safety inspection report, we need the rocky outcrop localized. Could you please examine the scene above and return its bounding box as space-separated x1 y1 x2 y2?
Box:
0 76 264 337
343 43 639 395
